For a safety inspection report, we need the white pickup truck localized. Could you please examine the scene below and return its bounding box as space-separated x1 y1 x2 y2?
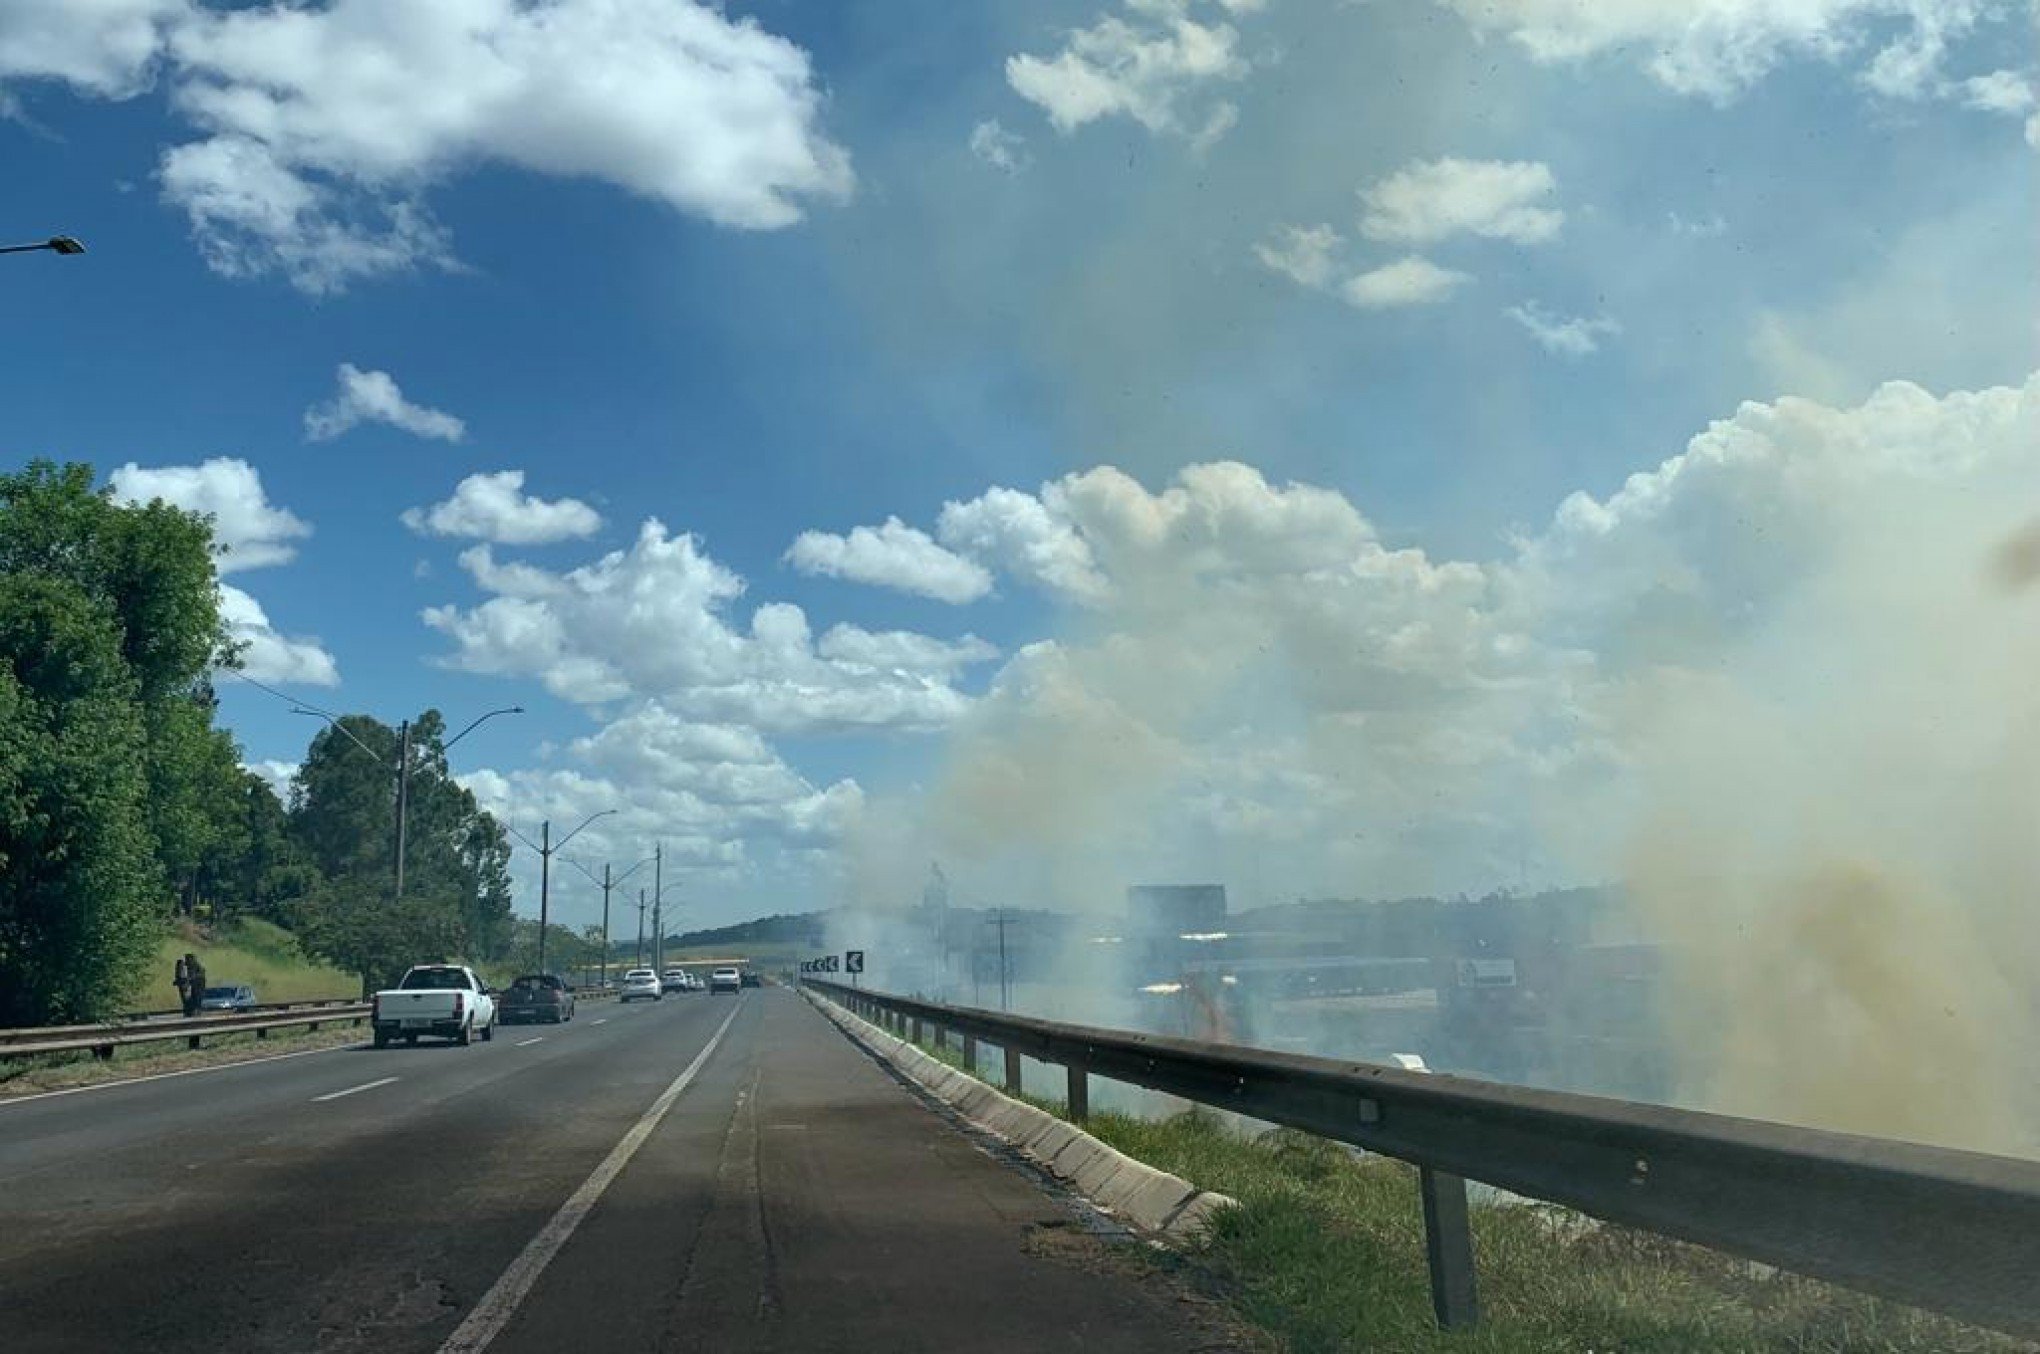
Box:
371 964 497 1048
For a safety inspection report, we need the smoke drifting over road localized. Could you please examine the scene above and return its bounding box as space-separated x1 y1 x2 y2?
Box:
834 373 2040 1155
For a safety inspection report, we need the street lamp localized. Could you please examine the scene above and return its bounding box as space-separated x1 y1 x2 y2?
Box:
1 235 85 256
563 852 656 988
505 810 618 975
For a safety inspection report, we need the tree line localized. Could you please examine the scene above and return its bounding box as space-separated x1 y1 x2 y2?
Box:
0 462 516 1024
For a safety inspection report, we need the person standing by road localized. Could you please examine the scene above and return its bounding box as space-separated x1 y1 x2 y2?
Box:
176 953 205 1017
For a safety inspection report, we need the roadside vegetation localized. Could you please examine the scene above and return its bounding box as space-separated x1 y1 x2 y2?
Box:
897 1028 2033 1354
131 919 358 1010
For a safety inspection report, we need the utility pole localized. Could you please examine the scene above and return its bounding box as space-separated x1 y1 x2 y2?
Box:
600 862 612 987
505 809 616 977
564 852 655 987
986 909 1014 1011
393 719 412 900
636 888 647 967
652 843 663 973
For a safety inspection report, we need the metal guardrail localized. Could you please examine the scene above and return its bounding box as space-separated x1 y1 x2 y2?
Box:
806 978 2040 1339
0 1004 372 1060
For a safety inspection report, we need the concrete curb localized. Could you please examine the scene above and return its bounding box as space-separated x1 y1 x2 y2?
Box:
803 989 1235 1243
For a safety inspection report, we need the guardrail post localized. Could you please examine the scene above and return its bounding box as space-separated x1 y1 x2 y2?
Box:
910 1016 922 1045
187 1034 202 1051
1418 1167 1479 1329
1003 1046 1022 1094
256 1027 268 1040
1067 1065 1089 1122
93 1044 113 1061
933 1024 947 1053
962 1034 977 1071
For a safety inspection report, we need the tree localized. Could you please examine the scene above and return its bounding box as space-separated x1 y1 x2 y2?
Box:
0 462 234 1023
287 708 517 988
0 575 161 1024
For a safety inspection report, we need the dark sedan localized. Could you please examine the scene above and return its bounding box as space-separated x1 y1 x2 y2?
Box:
497 974 576 1024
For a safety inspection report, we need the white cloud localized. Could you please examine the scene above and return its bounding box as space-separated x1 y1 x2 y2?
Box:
937 485 1111 604
1669 210 1728 237
1006 0 1253 142
1252 223 1341 289
969 118 1029 173
1506 301 1622 357
304 363 465 443
108 456 310 572
423 522 984 734
1961 68 2035 112
785 517 994 604
402 470 603 545
1358 157 1564 246
1339 255 1470 308
218 583 339 686
9 0 852 291
816 625 1000 678
1430 0 2015 103
0 0 187 99
242 758 299 799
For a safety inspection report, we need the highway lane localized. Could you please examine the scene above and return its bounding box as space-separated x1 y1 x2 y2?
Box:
0 988 1243 1353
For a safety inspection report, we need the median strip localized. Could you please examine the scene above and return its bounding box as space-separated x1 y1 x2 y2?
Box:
311 1076 398 1103
437 1000 741 1354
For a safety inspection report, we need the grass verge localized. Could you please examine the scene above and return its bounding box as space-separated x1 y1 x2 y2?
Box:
0 1019 365 1098
132 918 359 1011
887 1020 2034 1354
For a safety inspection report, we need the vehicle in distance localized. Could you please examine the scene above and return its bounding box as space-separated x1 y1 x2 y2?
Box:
197 984 256 1012
498 973 575 1024
740 969 761 988
710 966 741 994
620 969 662 1002
371 965 496 1047
660 968 689 993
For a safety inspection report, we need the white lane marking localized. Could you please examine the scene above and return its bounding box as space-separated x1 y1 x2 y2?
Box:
589 1019 608 1026
311 1076 399 1103
515 1037 544 1047
438 1001 743 1354
0 1040 366 1108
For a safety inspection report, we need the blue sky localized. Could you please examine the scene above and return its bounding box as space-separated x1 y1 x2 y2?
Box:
3 0 2036 934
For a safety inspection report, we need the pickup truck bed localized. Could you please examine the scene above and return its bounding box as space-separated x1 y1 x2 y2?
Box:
371 966 496 1048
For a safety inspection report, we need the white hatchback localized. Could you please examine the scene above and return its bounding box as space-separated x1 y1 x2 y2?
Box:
620 969 663 1002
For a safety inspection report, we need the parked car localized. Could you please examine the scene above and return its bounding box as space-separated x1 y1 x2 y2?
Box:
498 973 576 1024
660 968 689 994
198 984 256 1012
710 967 741 994
620 968 663 1002
371 965 495 1047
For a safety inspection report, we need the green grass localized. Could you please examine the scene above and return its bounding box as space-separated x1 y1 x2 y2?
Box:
893 1024 2033 1354
135 918 359 1010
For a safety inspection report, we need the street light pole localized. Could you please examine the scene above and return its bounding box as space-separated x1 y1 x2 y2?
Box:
0 235 85 257
564 853 656 988
506 809 617 976
636 889 647 967
652 843 663 974
393 720 411 900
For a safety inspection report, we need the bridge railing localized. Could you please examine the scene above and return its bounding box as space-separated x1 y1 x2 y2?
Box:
803 977 2040 1339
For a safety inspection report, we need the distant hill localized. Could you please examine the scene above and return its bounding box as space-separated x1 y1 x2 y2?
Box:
669 911 831 950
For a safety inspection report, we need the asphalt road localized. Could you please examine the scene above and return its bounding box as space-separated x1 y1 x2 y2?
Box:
0 987 1240 1353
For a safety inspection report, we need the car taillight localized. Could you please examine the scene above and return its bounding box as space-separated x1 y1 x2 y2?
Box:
452 992 464 1018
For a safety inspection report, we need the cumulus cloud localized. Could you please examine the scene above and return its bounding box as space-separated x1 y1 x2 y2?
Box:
1339 255 1470 308
937 485 1111 604
242 758 299 800
0 0 187 99
402 470 602 545
785 517 994 604
969 118 1029 173
423 522 986 734
304 363 465 443
108 456 311 572
816 625 1000 678
1506 301 1621 357
1252 223 1341 289
5 0 851 292
1358 157 1564 246
1430 0 2017 103
1006 0 1254 143
218 583 340 686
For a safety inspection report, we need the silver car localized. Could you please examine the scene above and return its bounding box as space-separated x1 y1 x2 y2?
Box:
619 969 663 1002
